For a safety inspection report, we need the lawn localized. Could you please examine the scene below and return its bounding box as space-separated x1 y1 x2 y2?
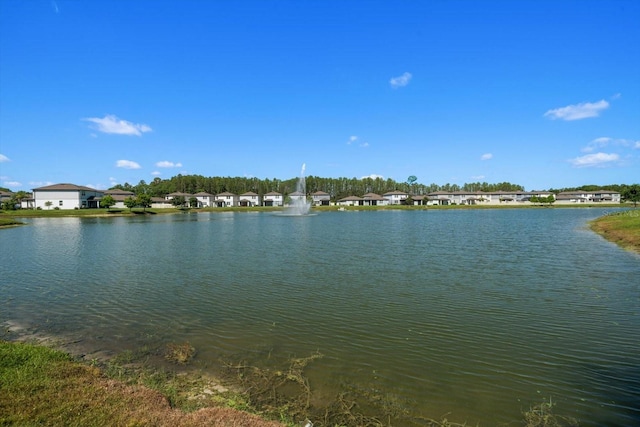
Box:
590 210 640 253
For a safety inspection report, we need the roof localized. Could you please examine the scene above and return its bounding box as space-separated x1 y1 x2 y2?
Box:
104 189 135 196
338 195 364 201
33 183 101 192
264 191 282 196
383 190 408 196
312 191 330 196
363 192 384 200
239 192 259 196
216 191 236 196
193 191 214 196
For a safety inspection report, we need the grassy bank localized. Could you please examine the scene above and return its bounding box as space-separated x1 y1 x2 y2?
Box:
590 210 640 253
0 340 284 427
0 217 24 227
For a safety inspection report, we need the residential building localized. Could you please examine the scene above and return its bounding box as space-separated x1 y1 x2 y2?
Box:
312 191 331 206
239 192 260 207
263 191 283 207
32 183 103 209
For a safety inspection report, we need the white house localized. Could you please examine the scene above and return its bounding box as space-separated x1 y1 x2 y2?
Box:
33 183 104 209
193 191 215 207
383 190 409 205
362 193 388 206
214 191 238 207
102 189 135 208
288 191 307 206
337 195 364 206
556 191 620 204
239 191 260 207
312 191 331 206
263 191 283 207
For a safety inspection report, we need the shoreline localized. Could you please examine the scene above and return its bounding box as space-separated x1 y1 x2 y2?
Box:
589 209 640 253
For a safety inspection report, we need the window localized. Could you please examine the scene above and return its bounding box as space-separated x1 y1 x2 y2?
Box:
59 200 63 206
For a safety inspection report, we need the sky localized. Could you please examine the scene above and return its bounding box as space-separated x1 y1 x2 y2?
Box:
0 0 639 192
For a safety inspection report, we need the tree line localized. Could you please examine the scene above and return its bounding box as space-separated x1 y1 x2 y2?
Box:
111 175 528 202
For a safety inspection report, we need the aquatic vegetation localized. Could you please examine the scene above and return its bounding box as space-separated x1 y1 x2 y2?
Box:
165 342 195 364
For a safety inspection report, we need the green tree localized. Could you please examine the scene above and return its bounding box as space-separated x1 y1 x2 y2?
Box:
100 195 115 210
137 194 152 212
621 184 640 207
189 197 198 208
45 201 53 210
124 196 137 211
171 195 186 208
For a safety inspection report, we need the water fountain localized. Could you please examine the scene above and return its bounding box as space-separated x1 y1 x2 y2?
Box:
283 163 312 216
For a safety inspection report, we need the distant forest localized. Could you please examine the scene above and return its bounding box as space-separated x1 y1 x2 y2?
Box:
108 175 633 201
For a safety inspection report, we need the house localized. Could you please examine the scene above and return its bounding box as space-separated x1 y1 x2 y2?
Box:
193 191 215 207
362 193 387 206
383 190 409 205
213 191 238 207
102 189 136 208
312 191 331 206
32 183 104 209
555 191 620 204
287 191 307 206
239 192 260 207
337 195 364 206
262 191 283 207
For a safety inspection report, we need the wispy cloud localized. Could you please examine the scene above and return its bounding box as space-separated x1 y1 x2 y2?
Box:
84 114 152 136
151 171 162 176
480 153 493 160
0 154 10 162
582 136 639 152
347 136 358 145
471 175 485 180
156 160 183 168
51 1 59 13
3 181 22 188
116 159 141 169
390 72 412 88
361 174 384 180
29 181 54 187
544 100 609 121
569 152 620 167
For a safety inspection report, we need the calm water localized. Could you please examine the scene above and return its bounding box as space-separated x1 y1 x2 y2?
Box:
1 208 639 426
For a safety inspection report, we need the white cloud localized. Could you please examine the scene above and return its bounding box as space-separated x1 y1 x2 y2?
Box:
361 174 384 180
84 114 152 136
116 159 141 169
569 152 620 167
390 72 412 88
151 171 161 176
3 181 22 188
155 160 183 168
582 137 639 152
471 175 486 180
0 154 10 162
360 141 369 148
544 100 609 121
29 181 54 187
347 136 358 145
480 153 493 160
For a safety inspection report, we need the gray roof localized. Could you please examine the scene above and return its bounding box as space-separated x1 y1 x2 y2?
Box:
33 183 101 192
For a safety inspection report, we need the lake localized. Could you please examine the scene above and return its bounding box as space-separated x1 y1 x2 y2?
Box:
1 208 639 426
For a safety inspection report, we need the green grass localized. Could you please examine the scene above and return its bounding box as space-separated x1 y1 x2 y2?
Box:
590 210 640 252
0 217 24 227
0 340 284 426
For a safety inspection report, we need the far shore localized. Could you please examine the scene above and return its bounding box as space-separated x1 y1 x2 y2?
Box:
0 202 631 222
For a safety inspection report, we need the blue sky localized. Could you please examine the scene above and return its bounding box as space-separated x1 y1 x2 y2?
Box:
1 0 638 192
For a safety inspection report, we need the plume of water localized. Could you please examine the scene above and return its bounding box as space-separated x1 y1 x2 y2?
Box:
285 163 311 215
